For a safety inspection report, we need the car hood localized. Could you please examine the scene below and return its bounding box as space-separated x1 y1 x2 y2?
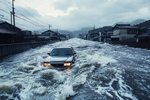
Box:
45 56 73 62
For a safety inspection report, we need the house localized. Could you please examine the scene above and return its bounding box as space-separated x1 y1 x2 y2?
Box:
42 30 59 36
34 34 50 41
111 24 138 41
0 28 16 44
0 21 22 42
41 30 60 41
87 26 112 42
135 27 150 42
99 27 113 42
34 30 60 41
21 30 34 42
134 20 150 42
0 21 21 34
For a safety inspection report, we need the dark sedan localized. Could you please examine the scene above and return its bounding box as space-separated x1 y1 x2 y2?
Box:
43 47 76 71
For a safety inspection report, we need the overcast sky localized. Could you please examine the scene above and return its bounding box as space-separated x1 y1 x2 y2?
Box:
0 0 150 31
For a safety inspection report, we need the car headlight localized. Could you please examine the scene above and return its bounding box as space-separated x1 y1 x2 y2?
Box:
64 62 71 67
43 62 51 67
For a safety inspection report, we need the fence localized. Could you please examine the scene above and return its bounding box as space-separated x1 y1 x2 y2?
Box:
0 41 48 59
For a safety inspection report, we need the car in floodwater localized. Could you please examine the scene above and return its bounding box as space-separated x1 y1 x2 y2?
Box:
43 47 76 71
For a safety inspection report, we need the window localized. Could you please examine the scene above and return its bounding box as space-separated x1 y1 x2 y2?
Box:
127 29 137 34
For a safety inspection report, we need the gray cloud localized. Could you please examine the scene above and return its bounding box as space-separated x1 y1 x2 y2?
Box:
15 6 41 17
1 0 150 31
53 0 74 11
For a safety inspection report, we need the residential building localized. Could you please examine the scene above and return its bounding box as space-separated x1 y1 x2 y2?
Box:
135 27 150 42
35 30 60 41
87 26 112 42
42 30 59 36
0 28 16 44
0 21 21 34
0 21 22 43
111 24 138 41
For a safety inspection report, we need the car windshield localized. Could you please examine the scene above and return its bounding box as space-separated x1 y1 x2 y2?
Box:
50 48 73 56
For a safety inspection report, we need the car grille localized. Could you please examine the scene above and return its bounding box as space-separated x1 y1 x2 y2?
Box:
51 64 64 67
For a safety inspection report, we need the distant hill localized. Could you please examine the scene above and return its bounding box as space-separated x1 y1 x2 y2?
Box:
56 27 93 38
58 30 73 34
72 27 93 37
135 20 150 28
130 19 145 25
114 19 146 26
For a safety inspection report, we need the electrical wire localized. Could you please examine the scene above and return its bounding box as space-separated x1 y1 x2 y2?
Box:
15 1 48 26
15 9 46 28
0 15 31 29
0 0 11 6
15 15 46 28
0 0 48 30
0 8 47 29
0 9 10 15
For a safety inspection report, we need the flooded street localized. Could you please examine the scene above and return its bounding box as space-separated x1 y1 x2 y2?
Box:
0 38 150 100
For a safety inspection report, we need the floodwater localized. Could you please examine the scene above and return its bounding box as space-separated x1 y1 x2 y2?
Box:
0 38 150 100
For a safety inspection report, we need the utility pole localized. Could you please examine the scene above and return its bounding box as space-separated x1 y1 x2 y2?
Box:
12 0 15 32
49 24 51 30
10 12 12 25
93 25 95 30
11 0 15 43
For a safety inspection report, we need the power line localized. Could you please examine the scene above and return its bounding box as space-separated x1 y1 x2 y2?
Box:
0 9 10 14
0 9 37 30
0 15 35 30
15 1 48 26
1 0 50 30
0 9 11 24
0 0 30 30
0 8 46 29
15 15 45 28
15 9 46 28
0 0 11 6
0 17 10 21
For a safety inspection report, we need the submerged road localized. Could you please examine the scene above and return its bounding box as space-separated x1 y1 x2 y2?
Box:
0 38 150 100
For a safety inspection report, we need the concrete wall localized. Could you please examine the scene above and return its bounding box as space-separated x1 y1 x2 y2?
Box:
0 42 47 58
109 41 150 50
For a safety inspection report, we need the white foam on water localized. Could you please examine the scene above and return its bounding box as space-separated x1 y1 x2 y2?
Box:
54 85 75 100
0 71 4 77
40 69 65 82
19 84 32 100
0 38 149 100
86 53 117 66
54 65 95 100
89 67 138 100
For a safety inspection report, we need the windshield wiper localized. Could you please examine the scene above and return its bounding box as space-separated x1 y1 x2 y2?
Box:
51 54 61 56
64 54 72 55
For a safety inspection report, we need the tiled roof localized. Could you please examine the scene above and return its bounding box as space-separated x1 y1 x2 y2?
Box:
116 26 138 29
0 21 21 30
